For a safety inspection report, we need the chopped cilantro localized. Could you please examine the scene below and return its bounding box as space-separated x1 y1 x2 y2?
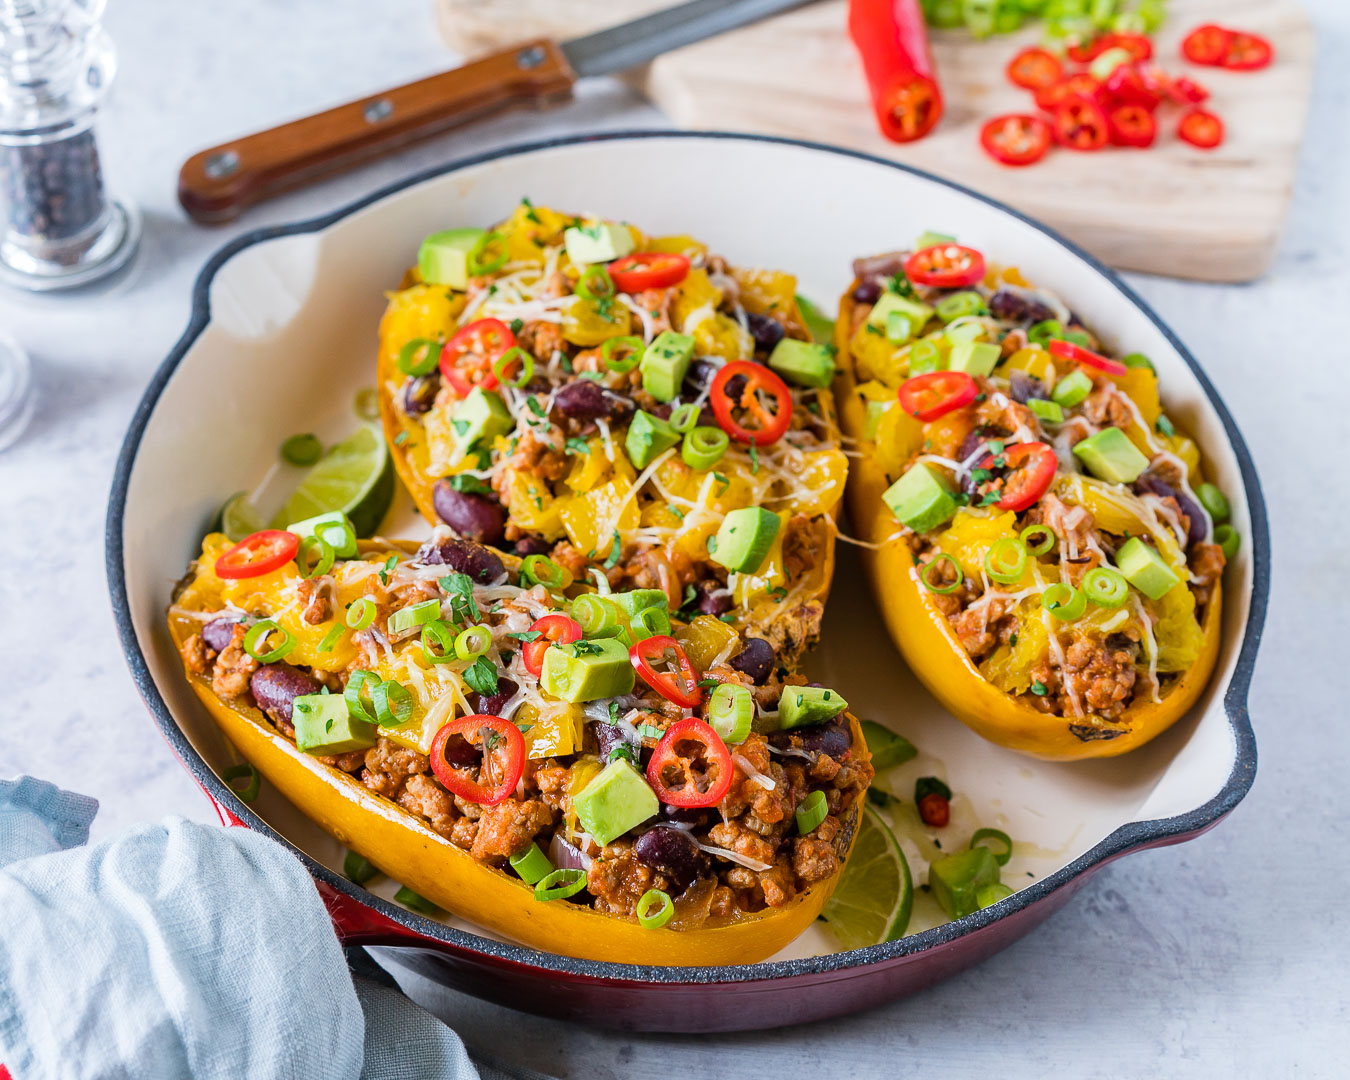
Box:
1156 414 1175 437
526 397 546 417
604 531 623 570
718 613 737 623
451 419 470 437
449 474 492 496
970 467 993 484
608 701 621 724
509 318 524 335
670 506 686 520
579 371 604 382
697 678 719 688
1031 679 1048 696
1009 632 1019 647
507 630 542 642
608 744 636 764
706 535 718 554
439 572 480 623
393 430 410 446
561 355 574 374
571 641 603 656
978 491 1002 507
378 554 398 586
565 437 590 455
463 656 499 697
749 444 759 475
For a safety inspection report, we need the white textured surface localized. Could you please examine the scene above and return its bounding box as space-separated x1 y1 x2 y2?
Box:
0 1 1345 1076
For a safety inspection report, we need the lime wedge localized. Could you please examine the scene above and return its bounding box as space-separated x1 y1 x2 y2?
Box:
271 425 394 537
217 491 265 542
822 804 913 950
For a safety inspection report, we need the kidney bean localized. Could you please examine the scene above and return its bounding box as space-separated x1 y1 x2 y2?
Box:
202 616 241 653
730 637 776 684
416 534 506 584
1008 370 1048 404
745 311 786 354
402 374 439 415
250 664 322 723
852 252 908 281
988 288 1054 325
468 677 518 718
437 730 482 769
431 481 507 546
771 720 852 760
663 804 710 827
514 535 552 557
851 278 883 304
1134 472 1206 547
593 721 640 763
553 379 610 421
692 581 732 617
634 826 702 891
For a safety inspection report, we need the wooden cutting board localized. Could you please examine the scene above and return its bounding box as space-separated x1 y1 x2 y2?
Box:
436 0 1313 283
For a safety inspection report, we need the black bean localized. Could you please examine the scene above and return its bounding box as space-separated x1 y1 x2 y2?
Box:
745 311 786 354
663 804 710 827
469 677 518 718
402 374 440 415
684 359 718 392
988 288 1055 325
514 535 551 557
771 720 852 760
250 664 322 723
438 730 481 768
552 379 610 421
851 278 883 304
1009 370 1048 404
416 534 506 584
431 481 507 546
202 616 241 653
730 637 775 685
633 826 702 891
724 373 748 400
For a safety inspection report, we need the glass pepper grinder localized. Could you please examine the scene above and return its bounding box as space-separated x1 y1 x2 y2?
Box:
0 0 139 291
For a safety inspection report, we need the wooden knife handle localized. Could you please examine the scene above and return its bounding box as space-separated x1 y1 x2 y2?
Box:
178 39 576 223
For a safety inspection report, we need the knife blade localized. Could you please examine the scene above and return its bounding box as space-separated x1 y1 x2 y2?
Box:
178 0 815 223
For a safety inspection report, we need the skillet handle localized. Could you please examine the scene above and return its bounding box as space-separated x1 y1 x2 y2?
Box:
177 39 576 223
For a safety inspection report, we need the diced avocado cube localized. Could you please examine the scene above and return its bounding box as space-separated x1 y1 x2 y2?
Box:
1051 369 1092 408
863 399 893 441
609 589 669 618
945 322 983 346
452 387 513 454
709 507 780 574
929 847 1001 920
292 694 377 755
859 719 918 771
1028 398 1064 424
285 510 358 558
882 464 959 533
767 338 836 388
572 759 659 846
916 230 956 250
779 685 849 730
867 292 935 342
417 228 485 290
948 341 1001 378
1116 537 1181 600
540 637 636 702
1072 426 1149 484
625 410 681 469
639 330 694 402
563 222 635 265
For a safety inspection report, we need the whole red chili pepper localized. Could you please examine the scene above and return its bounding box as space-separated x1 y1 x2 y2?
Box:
848 0 943 143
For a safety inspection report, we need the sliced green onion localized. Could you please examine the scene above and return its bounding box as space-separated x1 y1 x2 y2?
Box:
922 553 964 595
317 624 347 654
388 598 442 637
669 403 700 434
983 538 1027 585
1020 524 1056 557
795 789 829 835
296 535 336 580
571 593 622 637
908 339 943 375
1051 369 1093 408
636 723 664 739
354 387 381 422
343 850 378 885
421 619 458 665
632 605 671 639
1027 319 1063 347
508 842 555 886
1063 330 1091 348
576 264 615 302
1082 567 1129 609
1196 482 1230 523
467 231 507 276
601 335 644 374
454 625 493 661
281 433 323 466
533 868 588 902
372 679 414 727
682 425 729 470
588 567 612 595
1214 523 1240 560
344 669 379 723
936 291 987 323
1028 398 1064 425
394 885 441 915
346 596 377 631
242 619 294 663
316 518 357 559
636 888 674 930
492 346 535 389
970 827 1013 866
1121 352 1155 373
222 762 260 803
521 554 571 590
707 683 754 745
397 338 440 377
1043 583 1087 621
976 882 1013 909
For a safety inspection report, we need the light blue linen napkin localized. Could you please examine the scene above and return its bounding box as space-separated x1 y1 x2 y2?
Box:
0 777 533 1080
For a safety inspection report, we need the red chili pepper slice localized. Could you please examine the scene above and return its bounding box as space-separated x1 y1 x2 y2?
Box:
214 530 299 580
980 114 1052 167
1221 31 1273 71
710 360 793 446
1181 24 1234 66
630 635 703 709
897 371 978 423
1048 338 1128 376
439 318 515 398
521 613 582 677
608 252 691 292
1052 98 1111 152
1065 37 1103 64
1006 47 1062 90
847 0 944 143
1098 32 1153 63
1108 104 1157 148
976 441 1059 513
430 714 525 807
1103 64 1162 110
1178 109 1225 149
1168 76 1210 105
904 244 986 289
646 717 733 808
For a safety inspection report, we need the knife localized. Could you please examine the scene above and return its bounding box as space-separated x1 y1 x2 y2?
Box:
177 0 812 223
